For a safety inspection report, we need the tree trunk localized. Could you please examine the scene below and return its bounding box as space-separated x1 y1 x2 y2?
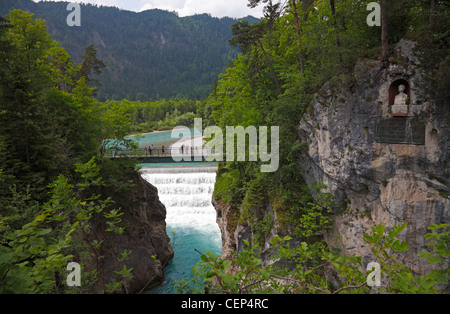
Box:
330 0 343 70
291 0 305 75
429 0 436 30
257 39 282 94
381 0 389 62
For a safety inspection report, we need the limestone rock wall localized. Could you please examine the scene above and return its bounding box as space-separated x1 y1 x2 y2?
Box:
297 40 449 277
212 197 237 260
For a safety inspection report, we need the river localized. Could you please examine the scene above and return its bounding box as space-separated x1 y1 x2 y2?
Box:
141 165 221 293
132 130 221 293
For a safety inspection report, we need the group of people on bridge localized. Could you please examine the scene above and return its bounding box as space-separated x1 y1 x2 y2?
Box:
144 144 166 156
101 142 212 158
143 144 200 156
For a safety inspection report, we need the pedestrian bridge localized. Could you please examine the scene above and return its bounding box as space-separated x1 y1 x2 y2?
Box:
103 146 221 163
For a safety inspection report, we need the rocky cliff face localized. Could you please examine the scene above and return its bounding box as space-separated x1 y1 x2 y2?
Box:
297 39 449 276
212 198 237 260
87 171 173 293
212 39 448 287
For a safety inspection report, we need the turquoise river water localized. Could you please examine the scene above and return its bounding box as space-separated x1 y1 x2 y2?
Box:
131 130 222 294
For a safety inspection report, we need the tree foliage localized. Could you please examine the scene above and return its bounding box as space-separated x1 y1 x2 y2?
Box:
0 10 139 293
95 98 199 136
0 158 129 293
177 222 448 294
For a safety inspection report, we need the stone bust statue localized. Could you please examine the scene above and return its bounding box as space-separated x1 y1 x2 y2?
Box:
394 84 408 106
392 84 409 115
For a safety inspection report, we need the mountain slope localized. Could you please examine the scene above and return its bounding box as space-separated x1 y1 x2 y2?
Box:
0 0 258 100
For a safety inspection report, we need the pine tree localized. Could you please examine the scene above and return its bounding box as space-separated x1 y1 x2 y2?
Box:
230 20 281 94
76 44 106 88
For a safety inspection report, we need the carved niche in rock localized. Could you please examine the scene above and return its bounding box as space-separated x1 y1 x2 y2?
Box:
389 79 410 116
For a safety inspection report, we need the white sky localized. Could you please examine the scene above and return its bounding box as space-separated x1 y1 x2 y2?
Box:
32 0 265 18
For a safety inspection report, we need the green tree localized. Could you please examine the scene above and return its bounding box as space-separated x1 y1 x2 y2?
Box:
0 9 53 166
0 158 131 293
0 10 61 209
76 44 106 89
230 20 282 94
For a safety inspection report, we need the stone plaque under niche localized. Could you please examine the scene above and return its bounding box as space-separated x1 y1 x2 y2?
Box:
375 117 425 145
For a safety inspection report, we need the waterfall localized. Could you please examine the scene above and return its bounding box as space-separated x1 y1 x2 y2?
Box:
141 166 219 230
140 165 222 293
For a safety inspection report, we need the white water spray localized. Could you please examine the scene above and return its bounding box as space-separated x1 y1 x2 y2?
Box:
140 165 221 236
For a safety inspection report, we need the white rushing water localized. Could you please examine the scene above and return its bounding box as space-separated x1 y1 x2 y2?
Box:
140 165 222 293
141 166 220 231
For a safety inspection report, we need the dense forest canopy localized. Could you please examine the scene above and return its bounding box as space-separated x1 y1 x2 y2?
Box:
0 0 259 101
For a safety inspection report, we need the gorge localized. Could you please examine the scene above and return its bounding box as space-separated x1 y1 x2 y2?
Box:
1 0 448 295
115 39 449 294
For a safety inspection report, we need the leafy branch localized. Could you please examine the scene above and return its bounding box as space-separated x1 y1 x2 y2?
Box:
177 222 448 294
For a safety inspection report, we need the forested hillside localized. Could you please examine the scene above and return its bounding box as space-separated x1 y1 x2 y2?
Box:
0 0 258 100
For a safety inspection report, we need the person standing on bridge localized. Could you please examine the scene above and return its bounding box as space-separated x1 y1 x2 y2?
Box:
144 146 148 157
150 144 154 156
162 145 165 156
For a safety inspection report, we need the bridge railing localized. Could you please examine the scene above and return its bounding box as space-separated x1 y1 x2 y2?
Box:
103 146 220 159
104 147 168 157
